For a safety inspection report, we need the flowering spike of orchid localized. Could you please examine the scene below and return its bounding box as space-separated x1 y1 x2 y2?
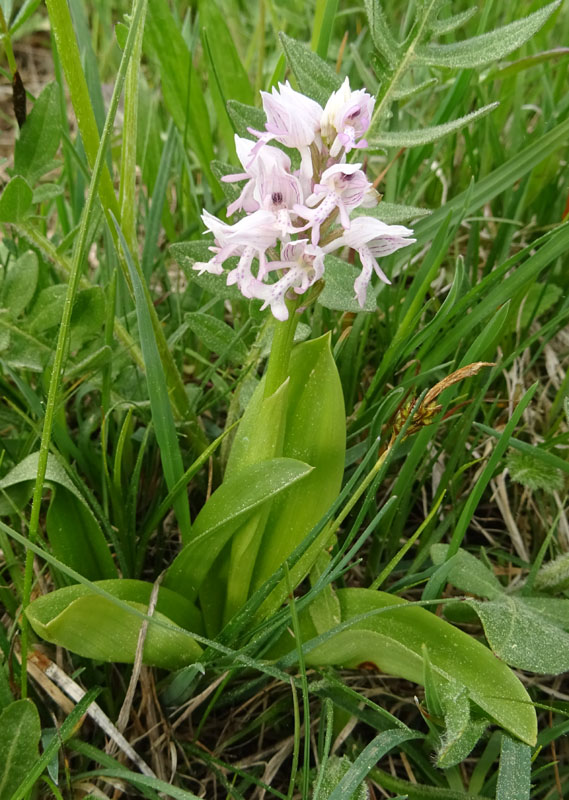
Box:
193 81 416 319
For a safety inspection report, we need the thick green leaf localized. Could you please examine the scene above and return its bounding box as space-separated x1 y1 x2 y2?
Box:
251 334 346 597
319 256 376 313
0 700 41 799
1 251 38 317
467 595 569 674
0 176 33 223
226 100 266 140
497 736 531 800
370 104 498 148
14 82 61 183
26 579 203 669
222 380 291 623
163 457 313 600
277 588 537 745
46 486 117 580
416 2 561 68
0 452 117 579
27 284 66 333
279 33 342 105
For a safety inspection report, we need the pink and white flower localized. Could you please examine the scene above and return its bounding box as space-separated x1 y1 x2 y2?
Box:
324 216 416 306
294 164 377 245
321 77 375 157
193 209 281 298
254 241 325 321
223 136 292 217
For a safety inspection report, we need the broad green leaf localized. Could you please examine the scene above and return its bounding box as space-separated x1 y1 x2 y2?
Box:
0 451 117 579
277 588 537 745
14 82 61 183
319 256 376 313
431 545 503 600
497 736 531 800
46 486 117 581
26 579 203 669
279 33 342 105
0 700 41 799
353 202 431 225
163 457 313 600
1 251 38 317
507 450 564 494
222 380 291 624
467 595 569 674
370 104 498 148
251 334 346 596
415 2 561 69
185 312 247 364
170 241 243 301
0 175 33 223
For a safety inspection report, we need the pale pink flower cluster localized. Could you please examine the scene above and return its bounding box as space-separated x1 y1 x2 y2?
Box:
193 78 416 320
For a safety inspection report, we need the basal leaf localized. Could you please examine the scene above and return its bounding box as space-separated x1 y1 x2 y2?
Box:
274 588 537 745
507 450 564 494
163 457 313 600
27 580 203 670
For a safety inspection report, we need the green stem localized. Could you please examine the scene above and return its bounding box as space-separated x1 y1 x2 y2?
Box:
263 304 301 398
20 0 147 699
0 8 18 74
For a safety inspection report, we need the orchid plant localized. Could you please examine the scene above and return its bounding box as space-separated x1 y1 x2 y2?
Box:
5 1 564 787
24 74 539 759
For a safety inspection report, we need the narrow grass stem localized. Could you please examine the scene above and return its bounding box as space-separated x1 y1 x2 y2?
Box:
20 0 147 698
